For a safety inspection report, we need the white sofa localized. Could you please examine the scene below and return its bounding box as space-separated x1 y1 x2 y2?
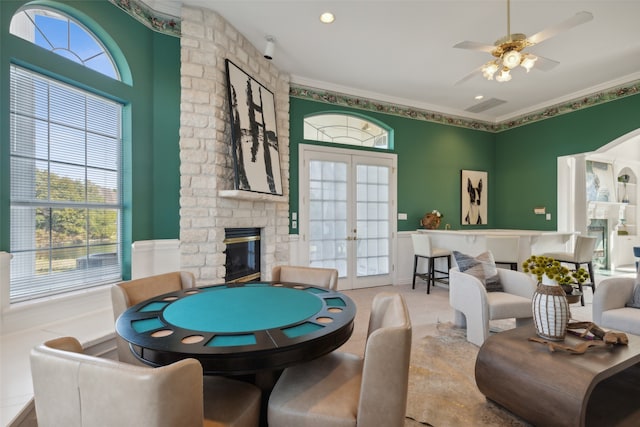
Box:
592 275 640 335
449 267 537 346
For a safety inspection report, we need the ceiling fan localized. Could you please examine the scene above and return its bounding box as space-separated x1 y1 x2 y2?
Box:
454 0 593 84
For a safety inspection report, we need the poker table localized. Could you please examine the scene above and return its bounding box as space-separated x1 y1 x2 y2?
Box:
115 281 356 375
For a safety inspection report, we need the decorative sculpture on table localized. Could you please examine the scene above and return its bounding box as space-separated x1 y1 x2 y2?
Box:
420 210 443 229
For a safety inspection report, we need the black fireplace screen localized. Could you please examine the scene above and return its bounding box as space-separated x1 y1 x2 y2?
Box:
224 228 261 282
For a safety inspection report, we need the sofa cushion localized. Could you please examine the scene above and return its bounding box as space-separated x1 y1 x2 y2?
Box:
487 293 532 319
453 251 503 292
601 308 640 336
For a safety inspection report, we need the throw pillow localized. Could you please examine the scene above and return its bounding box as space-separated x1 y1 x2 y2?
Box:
453 250 503 292
625 282 640 308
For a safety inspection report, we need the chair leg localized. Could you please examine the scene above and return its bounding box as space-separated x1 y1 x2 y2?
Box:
427 257 433 294
587 261 596 294
573 263 585 306
412 255 418 289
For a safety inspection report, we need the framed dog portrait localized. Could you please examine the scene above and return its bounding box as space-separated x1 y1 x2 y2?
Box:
461 170 487 225
225 59 283 195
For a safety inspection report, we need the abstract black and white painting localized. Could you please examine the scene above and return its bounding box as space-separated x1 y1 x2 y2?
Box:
461 170 487 225
225 59 283 195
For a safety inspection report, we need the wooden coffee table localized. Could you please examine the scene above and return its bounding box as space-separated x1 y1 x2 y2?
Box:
475 325 640 427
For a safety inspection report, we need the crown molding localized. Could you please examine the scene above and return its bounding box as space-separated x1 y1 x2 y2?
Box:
291 78 640 133
109 0 181 37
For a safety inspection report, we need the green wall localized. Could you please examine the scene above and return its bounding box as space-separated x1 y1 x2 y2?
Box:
495 94 640 230
290 94 640 234
289 97 496 233
0 0 181 277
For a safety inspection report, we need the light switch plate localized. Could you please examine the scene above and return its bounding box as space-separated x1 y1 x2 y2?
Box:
398 213 408 220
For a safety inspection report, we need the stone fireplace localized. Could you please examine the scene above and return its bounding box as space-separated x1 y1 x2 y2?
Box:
179 6 290 285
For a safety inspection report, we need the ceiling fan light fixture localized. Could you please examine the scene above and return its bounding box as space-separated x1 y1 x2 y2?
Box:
495 69 512 82
521 54 538 72
482 61 499 80
502 49 522 69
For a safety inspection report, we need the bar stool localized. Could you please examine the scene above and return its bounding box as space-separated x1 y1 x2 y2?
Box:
542 235 597 306
485 235 520 271
634 246 640 272
411 233 451 294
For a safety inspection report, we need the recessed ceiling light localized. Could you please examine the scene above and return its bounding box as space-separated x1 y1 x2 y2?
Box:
474 95 484 100
320 12 335 24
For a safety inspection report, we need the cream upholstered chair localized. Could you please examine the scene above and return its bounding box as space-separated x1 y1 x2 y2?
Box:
542 235 597 306
271 265 338 290
411 233 451 294
449 267 537 346
30 337 261 427
268 292 412 427
593 275 640 335
111 271 196 364
485 235 520 271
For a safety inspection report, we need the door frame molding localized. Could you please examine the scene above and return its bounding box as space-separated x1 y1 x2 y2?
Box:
298 143 398 288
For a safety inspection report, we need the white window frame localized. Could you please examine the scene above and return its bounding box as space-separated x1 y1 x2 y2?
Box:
9 65 123 303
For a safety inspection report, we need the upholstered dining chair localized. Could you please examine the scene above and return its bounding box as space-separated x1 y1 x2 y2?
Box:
485 235 520 271
268 292 412 427
411 233 451 294
449 267 537 346
30 336 261 427
542 235 597 306
111 271 196 364
271 265 339 290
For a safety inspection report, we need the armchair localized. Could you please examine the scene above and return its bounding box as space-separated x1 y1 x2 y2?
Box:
271 265 338 290
111 271 196 364
30 337 261 427
449 267 537 346
268 292 411 427
592 275 640 335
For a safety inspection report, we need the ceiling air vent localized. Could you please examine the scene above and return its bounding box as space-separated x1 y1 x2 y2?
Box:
465 98 507 113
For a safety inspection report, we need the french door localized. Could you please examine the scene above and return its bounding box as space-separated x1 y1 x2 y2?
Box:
299 145 397 290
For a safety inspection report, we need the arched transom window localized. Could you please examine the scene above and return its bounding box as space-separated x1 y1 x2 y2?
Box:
10 6 119 80
304 113 390 149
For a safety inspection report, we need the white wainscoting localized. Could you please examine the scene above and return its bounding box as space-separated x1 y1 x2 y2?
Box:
131 239 181 279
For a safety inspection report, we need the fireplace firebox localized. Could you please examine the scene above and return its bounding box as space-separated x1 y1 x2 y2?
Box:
224 228 261 282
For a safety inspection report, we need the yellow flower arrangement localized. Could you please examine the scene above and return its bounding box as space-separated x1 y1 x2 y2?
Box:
522 255 590 287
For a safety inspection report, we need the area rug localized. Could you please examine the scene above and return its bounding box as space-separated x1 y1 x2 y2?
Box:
404 322 530 427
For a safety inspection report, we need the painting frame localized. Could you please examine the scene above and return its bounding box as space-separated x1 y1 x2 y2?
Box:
461 169 488 225
225 59 283 196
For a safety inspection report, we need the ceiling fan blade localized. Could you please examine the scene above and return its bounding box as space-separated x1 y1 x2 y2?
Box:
526 11 594 45
454 66 483 86
453 41 495 53
534 55 560 72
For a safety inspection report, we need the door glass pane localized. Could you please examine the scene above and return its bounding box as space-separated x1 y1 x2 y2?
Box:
308 160 348 276
356 165 390 277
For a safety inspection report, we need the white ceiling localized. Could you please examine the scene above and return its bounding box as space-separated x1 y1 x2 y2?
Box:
150 1 640 124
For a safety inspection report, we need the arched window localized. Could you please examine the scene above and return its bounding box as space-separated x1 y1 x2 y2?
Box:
9 6 124 302
304 113 391 149
10 6 119 80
